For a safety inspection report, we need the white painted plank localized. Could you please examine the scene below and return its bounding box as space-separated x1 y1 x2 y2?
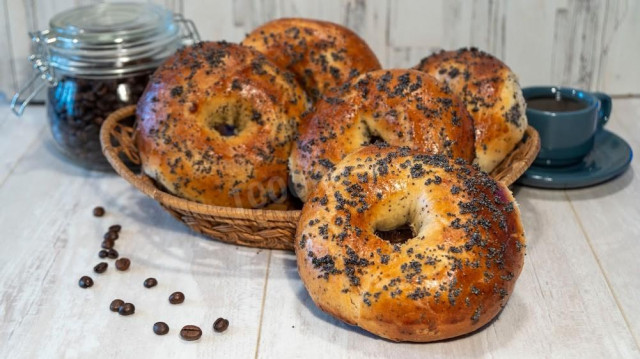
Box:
441 0 472 51
341 0 388 67
3 0 640 96
0 0 14 97
387 45 433 69
0 105 47 186
551 0 605 90
183 0 243 43
257 188 639 358
231 0 278 31
388 0 443 48
0 107 268 358
598 1 640 95
468 0 507 59
276 0 344 23
565 98 640 346
72 0 95 7
4 0 32 96
504 1 556 88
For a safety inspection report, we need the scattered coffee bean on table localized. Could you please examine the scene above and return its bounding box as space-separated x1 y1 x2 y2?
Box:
144 278 158 288
153 322 170 335
93 207 105 217
93 262 108 274
180 325 202 341
101 239 114 249
107 249 119 259
98 250 108 258
110 299 124 312
118 303 135 316
108 224 121 233
213 318 229 333
104 231 118 241
115 258 131 271
169 292 185 304
78 276 93 288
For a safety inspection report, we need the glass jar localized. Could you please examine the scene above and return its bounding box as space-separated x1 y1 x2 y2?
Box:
12 3 199 171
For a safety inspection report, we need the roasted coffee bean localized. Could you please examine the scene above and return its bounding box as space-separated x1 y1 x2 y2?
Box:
107 249 119 259
93 262 108 274
47 73 151 170
93 207 105 217
118 303 135 316
153 322 169 335
104 231 119 241
101 239 114 249
78 276 93 288
180 325 202 341
110 299 124 312
98 250 108 258
115 258 131 271
144 278 158 288
213 318 229 333
169 292 185 304
108 224 121 233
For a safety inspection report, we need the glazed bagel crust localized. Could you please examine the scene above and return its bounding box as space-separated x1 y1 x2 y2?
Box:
290 69 475 202
136 41 308 208
414 48 527 172
242 18 382 101
296 145 525 342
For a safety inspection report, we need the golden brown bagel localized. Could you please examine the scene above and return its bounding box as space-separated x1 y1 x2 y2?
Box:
296 145 526 342
289 69 475 202
414 48 527 172
136 41 308 208
242 18 381 101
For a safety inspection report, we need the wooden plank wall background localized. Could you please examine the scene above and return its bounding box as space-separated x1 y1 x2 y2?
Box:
1 0 639 102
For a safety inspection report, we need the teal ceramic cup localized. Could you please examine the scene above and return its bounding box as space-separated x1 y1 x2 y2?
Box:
523 86 612 167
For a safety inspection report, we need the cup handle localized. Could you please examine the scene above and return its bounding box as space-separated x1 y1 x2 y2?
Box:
592 92 612 128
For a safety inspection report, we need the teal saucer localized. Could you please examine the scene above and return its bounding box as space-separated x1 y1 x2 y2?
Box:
518 130 632 189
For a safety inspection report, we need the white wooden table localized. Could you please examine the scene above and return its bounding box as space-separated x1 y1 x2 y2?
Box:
0 100 639 359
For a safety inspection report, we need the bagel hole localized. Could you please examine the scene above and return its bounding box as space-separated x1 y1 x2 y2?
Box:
375 223 415 245
368 134 386 145
361 120 387 146
206 99 255 137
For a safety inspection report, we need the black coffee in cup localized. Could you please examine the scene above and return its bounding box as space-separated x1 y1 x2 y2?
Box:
527 96 588 112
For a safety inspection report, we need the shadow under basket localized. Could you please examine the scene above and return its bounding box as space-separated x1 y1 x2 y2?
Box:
101 105 540 251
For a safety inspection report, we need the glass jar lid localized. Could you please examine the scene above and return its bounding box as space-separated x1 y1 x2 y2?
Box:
34 2 198 77
11 2 199 116
50 2 175 46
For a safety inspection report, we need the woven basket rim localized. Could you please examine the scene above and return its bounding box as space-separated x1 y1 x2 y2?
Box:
100 105 302 224
100 105 539 225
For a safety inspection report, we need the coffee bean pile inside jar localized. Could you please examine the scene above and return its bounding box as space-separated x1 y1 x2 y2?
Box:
12 3 198 170
47 74 149 169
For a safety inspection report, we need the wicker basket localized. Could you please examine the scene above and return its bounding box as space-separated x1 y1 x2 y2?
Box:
100 105 540 250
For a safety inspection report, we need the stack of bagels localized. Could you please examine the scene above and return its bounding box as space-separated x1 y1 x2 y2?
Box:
136 18 527 342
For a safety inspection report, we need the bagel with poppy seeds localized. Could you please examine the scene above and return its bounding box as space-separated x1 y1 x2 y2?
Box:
289 69 475 202
414 48 528 172
296 145 526 342
136 41 309 208
242 18 381 101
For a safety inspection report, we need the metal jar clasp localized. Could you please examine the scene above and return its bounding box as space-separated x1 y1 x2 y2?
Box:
10 31 57 116
174 14 200 45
